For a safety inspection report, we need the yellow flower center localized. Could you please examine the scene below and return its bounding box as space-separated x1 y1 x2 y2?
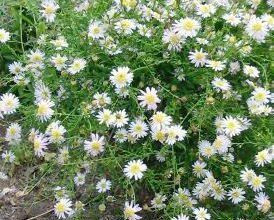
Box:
52 130 61 139
213 139 222 149
255 92 266 101
252 177 262 187
231 191 240 198
135 125 143 133
73 62 81 70
145 94 155 104
124 207 135 217
6 99 14 107
91 142 101 151
195 53 204 60
130 164 141 174
55 57 64 65
182 19 195 31
9 128 17 136
170 34 180 44
200 5 210 13
33 54 42 62
252 22 263 32
45 6 55 15
227 121 237 130
56 203 66 213
34 139 41 150
92 27 100 34
37 103 48 115
155 131 165 141
116 72 126 83
121 20 130 29
122 0 137 8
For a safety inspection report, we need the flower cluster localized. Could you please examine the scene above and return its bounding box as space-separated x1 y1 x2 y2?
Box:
0 0 273 219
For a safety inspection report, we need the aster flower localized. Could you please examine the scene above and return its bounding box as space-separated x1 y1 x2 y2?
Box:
124 160 147 180
54 198 74 219
0 28 10 43
124 201 142 220
96 178 112 193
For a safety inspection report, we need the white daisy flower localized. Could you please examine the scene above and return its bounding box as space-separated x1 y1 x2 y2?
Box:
88 20 107 40
114 109 129 128
212 135 231 154
251 87 271 104
196 4 216 18
211 77 231 92
223 13 241 26
124 200 142 220
262 14 274 30
192 160 207 178
96 109 115 127
27 49 45 63
0 93 20 115
210 182 226 201
50 36 68 50
171 214 189 220
123 159 147 180
34 81 51 103
137 24 152 38
8 62 24 75
96 178 111 193
138 87 161 110
227 187 245 204
129 119 148 139
151 193 167 210
114 128 128 143
5 123 21 145
206 60 226 71
199 140 216 158
115 19 137 35
36 99 55 122
51 54 68 71
240 167 256 183
165 125 187 145
46 121 66 144
229 61 241 74
110 66 134 89
245 17 269 42
255 192 271 213
193 207 211 220
188 49 208 67
40 0 59 23
173 17 201 38
243 65 260 78
2 150 16 163
67 58 86 75
150 111 172 129
120 0 138 10
248 174 266 192
93 92 111 108
151 127 166 143
0 28 10 43
57 146 70 165
84 133 105 157
162 28 184 51
33 133 49 157
155 151 166 162
255 149 272 167
220 116 242 137
74 173 86 186
54 198 74 219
